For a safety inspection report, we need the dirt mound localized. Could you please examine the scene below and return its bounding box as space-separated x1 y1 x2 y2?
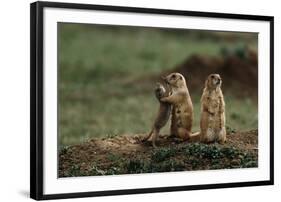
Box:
59 130 258 177
154 49 258 97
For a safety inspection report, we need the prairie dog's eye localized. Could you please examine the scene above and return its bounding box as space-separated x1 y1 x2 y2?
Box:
211 75 215 79
171 74 176 79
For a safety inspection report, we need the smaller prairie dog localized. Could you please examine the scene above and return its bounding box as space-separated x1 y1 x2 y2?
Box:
143 82 172 147
161 73 193 141
199 74 226 143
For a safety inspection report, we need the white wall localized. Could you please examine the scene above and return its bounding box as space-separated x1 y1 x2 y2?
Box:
0 0 279 201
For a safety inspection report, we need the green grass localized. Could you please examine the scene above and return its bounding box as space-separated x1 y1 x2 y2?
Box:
58 23 258 146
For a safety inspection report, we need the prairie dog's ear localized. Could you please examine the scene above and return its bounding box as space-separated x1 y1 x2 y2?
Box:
156 82 161 87
161 75 169 84
205 78 209 88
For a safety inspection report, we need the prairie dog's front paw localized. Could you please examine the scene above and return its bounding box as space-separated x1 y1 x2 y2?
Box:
160 97 167 102
155 83 166 99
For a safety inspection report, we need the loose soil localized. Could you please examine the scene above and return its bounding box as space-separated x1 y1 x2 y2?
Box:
59 130 258 177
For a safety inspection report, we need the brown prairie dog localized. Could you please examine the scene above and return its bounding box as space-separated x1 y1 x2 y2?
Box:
143 82 172 147
199 74 226 143
161 73 193 141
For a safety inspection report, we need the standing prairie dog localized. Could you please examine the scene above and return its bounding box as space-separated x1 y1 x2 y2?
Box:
161 73 193 140
199 74 226 143
143 82 172 147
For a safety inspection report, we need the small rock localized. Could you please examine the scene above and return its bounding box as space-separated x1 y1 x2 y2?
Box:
231 159 241 166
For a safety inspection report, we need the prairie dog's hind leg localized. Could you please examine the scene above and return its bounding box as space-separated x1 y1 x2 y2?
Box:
177 127 191 141
217 127 226 144
151 128 160 148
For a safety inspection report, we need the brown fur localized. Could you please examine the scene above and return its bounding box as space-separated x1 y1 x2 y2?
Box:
161 73 193 140
143 82 172 147
198 74 226 143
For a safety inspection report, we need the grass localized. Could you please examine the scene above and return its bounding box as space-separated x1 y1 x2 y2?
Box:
58 23 258 146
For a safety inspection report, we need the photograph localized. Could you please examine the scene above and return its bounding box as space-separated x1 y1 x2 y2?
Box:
30 1 273 199
58 23 259 177
1 0 278 201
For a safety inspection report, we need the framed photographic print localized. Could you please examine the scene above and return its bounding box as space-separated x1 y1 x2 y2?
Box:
30 1 274 200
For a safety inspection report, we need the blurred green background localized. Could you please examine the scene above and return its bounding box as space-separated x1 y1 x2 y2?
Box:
58 23 258 146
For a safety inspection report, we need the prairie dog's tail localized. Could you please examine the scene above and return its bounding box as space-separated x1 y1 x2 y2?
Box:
189 131 201 142
142 129 153 142
142 129 159 148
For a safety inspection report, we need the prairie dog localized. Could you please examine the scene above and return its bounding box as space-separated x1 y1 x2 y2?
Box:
199 74 226 143
161 73 193 140
143 82 172 147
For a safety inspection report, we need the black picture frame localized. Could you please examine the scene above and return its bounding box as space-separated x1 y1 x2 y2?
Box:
30 1 274 200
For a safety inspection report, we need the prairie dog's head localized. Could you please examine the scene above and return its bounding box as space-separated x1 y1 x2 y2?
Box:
162 73 186 89
205 74 222 89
